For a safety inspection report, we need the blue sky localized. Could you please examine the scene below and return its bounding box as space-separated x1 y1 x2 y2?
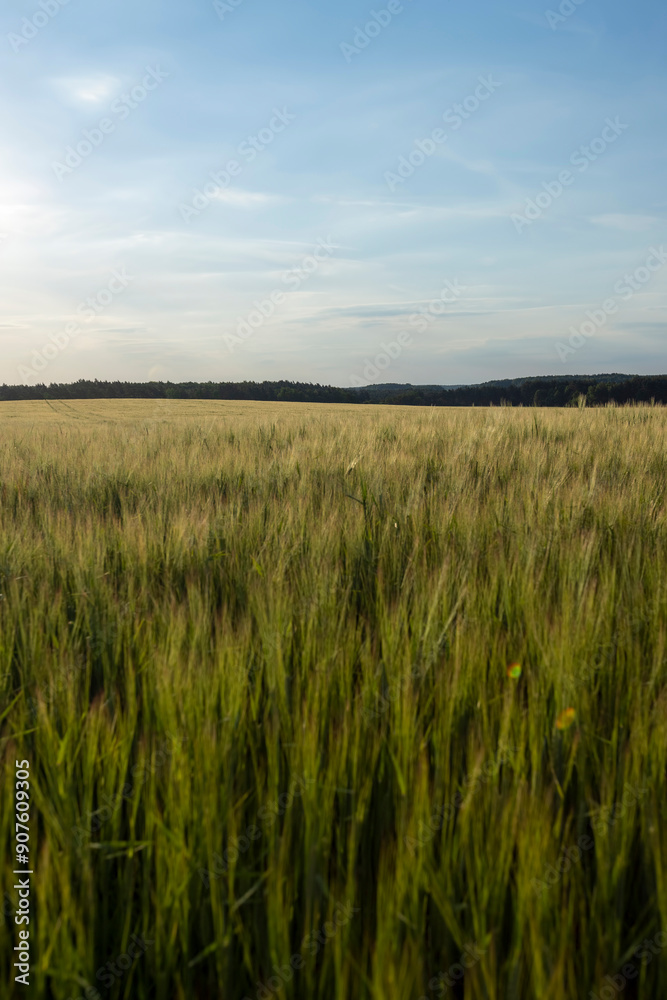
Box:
1 0 665 386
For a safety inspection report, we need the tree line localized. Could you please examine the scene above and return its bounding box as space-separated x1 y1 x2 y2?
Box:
1 375 666 406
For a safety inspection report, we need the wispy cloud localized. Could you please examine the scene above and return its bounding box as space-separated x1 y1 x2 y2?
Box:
211 189 282 208
589 214 659 232
51 75 122 104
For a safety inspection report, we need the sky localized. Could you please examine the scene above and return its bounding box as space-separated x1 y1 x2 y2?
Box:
1 0 665 387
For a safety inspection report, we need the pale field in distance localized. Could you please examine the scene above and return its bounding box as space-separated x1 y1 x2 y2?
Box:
1 399 666 999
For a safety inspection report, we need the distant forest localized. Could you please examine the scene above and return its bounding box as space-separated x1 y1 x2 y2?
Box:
1 375 667 407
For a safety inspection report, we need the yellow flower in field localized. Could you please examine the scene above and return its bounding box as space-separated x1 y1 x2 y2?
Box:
556 708 576 730
507 662 522 680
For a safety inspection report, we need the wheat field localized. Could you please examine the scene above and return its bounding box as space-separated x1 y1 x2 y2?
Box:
1 398 666 999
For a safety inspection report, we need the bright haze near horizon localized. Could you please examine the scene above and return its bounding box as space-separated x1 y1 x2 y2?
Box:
1 0 665 388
